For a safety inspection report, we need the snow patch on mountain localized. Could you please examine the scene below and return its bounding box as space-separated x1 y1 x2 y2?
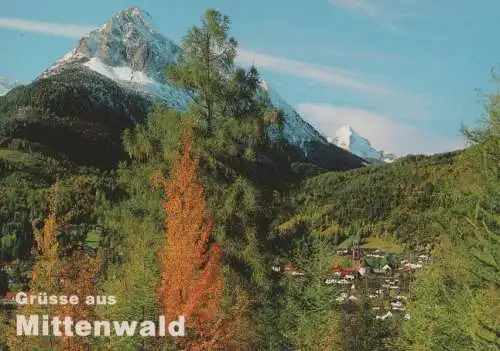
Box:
84 57 155 84
39 7 326 148
330 125 397 163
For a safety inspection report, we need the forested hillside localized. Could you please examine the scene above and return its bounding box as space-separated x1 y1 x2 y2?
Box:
0 9 498 351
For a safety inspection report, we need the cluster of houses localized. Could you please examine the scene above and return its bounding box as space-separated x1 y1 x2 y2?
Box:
271 244 431 321
271 246 429 280
271 263 306 277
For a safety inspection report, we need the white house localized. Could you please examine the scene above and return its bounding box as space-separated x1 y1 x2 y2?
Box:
406 263 423 269
376 311 393 320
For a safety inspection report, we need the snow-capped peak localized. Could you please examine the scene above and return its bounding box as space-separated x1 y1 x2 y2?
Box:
0 76 22 96
41 7 181 82
333 125 358 149
39 7 187 108
39 8 327 149
330 125 397 163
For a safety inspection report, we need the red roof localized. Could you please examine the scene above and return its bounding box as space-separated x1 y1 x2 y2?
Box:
329 268 357 276
4 292 17 300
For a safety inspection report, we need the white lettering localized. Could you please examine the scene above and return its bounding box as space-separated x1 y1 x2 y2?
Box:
75 320 92 336
51 317 62 336
16 315 38 336
15 292 28 305
94 321 111 336
139 321 156 336
158 315 165 337
168 316 185 337
113 321 137 336
69 295 79 305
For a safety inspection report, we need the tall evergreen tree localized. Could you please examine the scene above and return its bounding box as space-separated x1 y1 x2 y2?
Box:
165 9 282 149
166 9 237 137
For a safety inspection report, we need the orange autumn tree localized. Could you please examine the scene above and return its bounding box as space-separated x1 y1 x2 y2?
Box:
155 134 224 349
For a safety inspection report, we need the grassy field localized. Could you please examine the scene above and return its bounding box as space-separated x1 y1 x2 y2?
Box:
360 236 404 254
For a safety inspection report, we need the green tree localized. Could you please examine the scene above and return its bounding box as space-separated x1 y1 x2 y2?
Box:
165 9 282 152
166 9 237 137
395 74 500 351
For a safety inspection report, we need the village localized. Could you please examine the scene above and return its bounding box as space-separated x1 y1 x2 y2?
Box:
1 240 431 323
271 240 431 322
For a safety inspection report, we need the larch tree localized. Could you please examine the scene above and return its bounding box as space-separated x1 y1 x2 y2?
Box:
156 134 224 349
6 183 67 351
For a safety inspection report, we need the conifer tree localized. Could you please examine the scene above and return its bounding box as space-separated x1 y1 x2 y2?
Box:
56 249 101 351
5 183 67 351
166 9 236 137
156 134 224 349
166 9 282 148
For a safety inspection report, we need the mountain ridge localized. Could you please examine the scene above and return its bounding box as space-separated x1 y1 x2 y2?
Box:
0 7 365 171
39 7 328 150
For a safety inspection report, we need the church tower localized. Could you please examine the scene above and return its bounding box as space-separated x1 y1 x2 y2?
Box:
351 236 362 271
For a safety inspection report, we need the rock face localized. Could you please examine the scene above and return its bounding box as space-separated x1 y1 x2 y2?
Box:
42 7 181 82
40 7 328 149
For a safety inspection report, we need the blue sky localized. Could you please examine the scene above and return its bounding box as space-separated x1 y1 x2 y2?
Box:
1 0 499 155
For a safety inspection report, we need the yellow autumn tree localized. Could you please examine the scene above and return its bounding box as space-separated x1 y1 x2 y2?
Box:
5 183 67 350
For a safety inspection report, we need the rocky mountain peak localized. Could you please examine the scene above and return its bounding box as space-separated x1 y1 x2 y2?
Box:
41 7 181 82
38 8 329 149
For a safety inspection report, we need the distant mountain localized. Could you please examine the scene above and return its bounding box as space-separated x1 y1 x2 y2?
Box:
0 77 21 96
329 125 397 164
0 7 364 170
40 7 327 149
259 80 327 147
